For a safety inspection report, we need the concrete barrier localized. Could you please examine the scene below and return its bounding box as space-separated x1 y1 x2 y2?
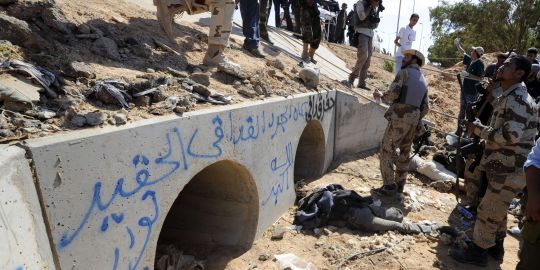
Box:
334 91 387 156
0 89 390 269
23 91 337 270
0 145 56 270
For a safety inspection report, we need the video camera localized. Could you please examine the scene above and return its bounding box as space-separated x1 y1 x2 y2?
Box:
366 0 385 12
364 0 384 23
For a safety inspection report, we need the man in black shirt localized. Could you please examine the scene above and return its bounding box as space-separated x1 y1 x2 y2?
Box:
484 52 506 80
527 47 539 64
526 64 540 101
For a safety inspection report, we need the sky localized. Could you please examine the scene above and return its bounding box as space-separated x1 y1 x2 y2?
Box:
237 0 464 59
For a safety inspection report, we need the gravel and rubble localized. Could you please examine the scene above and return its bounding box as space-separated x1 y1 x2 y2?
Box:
0 0 340 143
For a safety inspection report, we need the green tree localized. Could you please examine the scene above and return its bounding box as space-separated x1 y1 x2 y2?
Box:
429 0 540 67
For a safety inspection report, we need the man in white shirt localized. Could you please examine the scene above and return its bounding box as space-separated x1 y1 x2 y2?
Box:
347 0 383 90
394 14 418 74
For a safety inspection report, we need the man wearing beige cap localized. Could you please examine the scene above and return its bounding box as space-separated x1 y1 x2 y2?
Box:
454 38 485 134
372 49 429 198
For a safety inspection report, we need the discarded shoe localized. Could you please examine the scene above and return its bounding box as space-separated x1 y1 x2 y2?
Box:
449 242 488 267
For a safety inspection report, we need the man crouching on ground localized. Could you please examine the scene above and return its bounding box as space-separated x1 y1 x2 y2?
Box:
372 49 429 198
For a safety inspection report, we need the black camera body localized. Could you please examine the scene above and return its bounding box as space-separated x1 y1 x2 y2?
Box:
364 0 384 23
368 14 381 23
366 0 385 12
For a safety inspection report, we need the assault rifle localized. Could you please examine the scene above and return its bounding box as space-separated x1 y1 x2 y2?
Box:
412 123 431 157
453 72 465 202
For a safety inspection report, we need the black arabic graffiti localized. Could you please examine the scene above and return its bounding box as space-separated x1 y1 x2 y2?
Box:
305 92 336 121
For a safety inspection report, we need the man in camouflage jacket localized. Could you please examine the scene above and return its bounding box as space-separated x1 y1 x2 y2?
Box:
450 55 539 266
372 49 429 198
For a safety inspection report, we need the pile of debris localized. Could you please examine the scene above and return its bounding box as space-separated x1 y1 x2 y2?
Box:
1 0 319 142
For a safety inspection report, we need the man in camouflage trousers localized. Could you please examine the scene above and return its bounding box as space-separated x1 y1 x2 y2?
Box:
154 0 238 67
299 0 321 63
372 49 429 198
450 55 538 266
461 82 505 212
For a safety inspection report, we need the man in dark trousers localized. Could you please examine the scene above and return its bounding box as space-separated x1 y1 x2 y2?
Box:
239 0 266 58
454 38 485 134
335 3 347 44
279 0 294 31
345 4 357 46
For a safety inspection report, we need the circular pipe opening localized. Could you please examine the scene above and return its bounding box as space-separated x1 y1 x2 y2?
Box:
155 160 258 267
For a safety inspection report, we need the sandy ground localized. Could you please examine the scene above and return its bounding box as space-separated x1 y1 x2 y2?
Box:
226 151 521 270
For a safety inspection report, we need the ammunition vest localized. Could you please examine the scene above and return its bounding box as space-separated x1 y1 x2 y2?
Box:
398 67 428 108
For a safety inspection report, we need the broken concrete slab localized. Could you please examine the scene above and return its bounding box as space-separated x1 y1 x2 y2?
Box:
334 91 387 156
0 145 56 269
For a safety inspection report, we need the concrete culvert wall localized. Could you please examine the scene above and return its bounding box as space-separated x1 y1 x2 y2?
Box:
156 160 259 258
294 120 326 180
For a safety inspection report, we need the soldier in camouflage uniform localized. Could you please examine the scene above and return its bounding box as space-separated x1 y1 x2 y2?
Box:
299 0 321 63
461 83 504 211
154 0 237 67
450 55 538 266
372 49 429 198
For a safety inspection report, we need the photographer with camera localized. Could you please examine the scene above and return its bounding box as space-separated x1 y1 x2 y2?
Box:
347 0 384 90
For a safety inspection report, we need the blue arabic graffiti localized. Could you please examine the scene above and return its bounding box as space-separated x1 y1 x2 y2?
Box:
56 96 331 269
261 142 295 206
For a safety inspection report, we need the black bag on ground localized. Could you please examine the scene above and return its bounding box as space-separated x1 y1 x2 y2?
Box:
294 184 372 229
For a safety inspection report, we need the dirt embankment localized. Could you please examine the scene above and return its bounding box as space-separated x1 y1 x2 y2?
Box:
0 0 344 143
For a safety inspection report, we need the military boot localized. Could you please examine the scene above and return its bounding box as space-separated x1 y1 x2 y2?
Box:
449 242 488 267
373 183 398 197
488 238 505 261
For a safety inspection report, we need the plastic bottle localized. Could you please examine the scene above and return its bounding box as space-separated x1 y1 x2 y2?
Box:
456 205 474 219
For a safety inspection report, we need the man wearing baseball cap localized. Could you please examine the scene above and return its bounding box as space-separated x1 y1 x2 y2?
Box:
372 49 429 198
454 38 485 134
